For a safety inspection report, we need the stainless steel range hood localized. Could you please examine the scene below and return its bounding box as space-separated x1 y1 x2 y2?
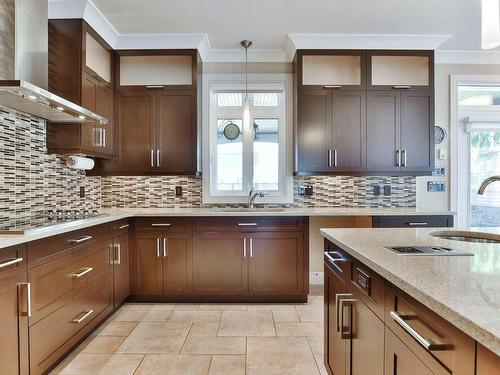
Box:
0 0 107 124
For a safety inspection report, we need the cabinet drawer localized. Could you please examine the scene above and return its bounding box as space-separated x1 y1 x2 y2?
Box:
348 259 385 320
385 286 475 374
110 219 131 236
372 215 453 228
27 224 109 267
134 217 192 232
0 245 27 279
28 240 110 325
29 271 111 375
196 217 304 232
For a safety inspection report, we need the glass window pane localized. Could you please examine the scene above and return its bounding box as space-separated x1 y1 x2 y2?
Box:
216 119 243 191
217 93 243 107
253 93 279 107
253 119 279 191
470 131 500 226
458 86 500 106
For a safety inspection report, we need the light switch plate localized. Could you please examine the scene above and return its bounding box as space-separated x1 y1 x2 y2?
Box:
438 148 447 160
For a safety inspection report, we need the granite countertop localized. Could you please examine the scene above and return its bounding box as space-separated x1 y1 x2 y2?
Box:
320 227 500 356
0 207 455 250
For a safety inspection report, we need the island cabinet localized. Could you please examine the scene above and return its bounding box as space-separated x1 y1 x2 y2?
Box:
92 50 200 176
47 19 114 158
324 239 482 375
295 49 435 176
132 218 193 297
0 245 29 375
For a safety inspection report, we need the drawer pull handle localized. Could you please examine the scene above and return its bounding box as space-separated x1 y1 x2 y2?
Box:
71 267 93 279
393 85 411 89
69 235 93 244
390 311 448 351
151 223 172 227
119 224 130 229
323 85 342 89
146 85 164 89
73 309 94 324
407 222 429 226
238 223 258 226
325 251 349 273
0 257 23 269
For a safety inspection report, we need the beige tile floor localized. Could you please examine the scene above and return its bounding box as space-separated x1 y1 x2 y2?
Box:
51 288 326 375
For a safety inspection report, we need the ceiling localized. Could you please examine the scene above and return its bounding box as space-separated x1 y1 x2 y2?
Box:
91 0 480 51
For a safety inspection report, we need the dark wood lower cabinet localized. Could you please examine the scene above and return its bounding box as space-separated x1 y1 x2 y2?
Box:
112 232 130 307
163 232 193 294
135 230 163 295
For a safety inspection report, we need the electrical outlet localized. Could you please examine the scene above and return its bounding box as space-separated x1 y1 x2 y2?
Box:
373 185 381 196
298 185 313 196
79 186 85 198
432 166 446 176
175 186 183 197
310 272 324 285
383 185 391 196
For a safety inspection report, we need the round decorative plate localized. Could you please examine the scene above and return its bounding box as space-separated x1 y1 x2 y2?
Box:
223 122 241 140
434 125 447 144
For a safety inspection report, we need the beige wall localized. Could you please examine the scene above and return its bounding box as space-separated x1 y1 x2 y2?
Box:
416 64 500 211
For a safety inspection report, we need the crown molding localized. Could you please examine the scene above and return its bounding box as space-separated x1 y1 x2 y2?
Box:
435 50 500 64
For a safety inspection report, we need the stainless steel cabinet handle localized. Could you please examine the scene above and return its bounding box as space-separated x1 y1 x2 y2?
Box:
249 238 253 258
325 251 349 273
115 243 121 265
340 298 357 339
152 223 172 227
328 149 332 167
102 128 106 148
0 257 23 269
69 235 93 244
151 149 155 167
163 238 167 257
156 238 160 258
334 150 338 167
335 293 352 332
402 149 407 167
323 85 342 89
71 267 93 279
238 223 258 226
19 282 31 317
156 149 160 167
243 238 247 258
73 309 94 324
119 224 130 229
393 85 411 89
146 85 164 89
390 311 448 351
407 222 429 226
396 150 401 167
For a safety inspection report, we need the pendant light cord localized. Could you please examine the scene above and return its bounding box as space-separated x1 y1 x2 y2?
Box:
245 45 248 101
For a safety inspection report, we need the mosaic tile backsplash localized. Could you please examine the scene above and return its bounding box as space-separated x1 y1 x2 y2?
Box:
0 108 102 225
0 107 416 221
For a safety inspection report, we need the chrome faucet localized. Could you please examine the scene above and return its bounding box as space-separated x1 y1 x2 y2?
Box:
478 176 500 194
248 188 265 208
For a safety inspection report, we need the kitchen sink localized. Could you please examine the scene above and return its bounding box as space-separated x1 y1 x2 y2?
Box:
429 231 500 244
386 246 473 256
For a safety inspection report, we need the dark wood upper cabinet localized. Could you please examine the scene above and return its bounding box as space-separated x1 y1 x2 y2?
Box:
92 50 201 175
47 19 114 159
295 49 434 176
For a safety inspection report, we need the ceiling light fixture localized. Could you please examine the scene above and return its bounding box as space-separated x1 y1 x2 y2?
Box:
482 0 500 49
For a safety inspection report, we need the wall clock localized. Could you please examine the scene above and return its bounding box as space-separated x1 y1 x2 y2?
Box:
223 122 240 140
434 125 447 144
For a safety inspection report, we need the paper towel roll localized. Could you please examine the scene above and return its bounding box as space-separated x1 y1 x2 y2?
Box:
66 156 95 170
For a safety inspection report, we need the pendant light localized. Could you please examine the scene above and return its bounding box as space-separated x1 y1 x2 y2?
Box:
482 0 500 49
241 40 253 135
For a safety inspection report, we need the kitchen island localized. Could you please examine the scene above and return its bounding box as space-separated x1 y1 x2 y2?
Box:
321 227 500 374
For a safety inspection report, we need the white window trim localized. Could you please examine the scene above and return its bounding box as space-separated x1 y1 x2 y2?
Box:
450 74 500 227
202 74 294 204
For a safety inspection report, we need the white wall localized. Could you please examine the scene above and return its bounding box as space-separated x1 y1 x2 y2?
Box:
416 64 500 211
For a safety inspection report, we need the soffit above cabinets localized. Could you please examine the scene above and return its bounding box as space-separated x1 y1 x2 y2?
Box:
0 81 108 124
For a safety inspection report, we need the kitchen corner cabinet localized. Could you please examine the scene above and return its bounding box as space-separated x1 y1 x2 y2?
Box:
0 246 29 375
295 49 434 176
47 19 114 158
92 50 200 176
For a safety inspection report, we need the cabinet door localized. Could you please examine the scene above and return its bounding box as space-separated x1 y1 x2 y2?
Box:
134 230 163 295
385 327 433 375
248 231 304 295
0 246 28 375
476 344 500 375
96 80 114 156
296 89 331 173
116 90 156 171
366 91 401 173
162 233 193 294
113 233 130 306
81 72 99 153
156 91 197 173
350 294 385 375
400 90 434 172
331 91 366 172
193 232 248 295
324 266 350 375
